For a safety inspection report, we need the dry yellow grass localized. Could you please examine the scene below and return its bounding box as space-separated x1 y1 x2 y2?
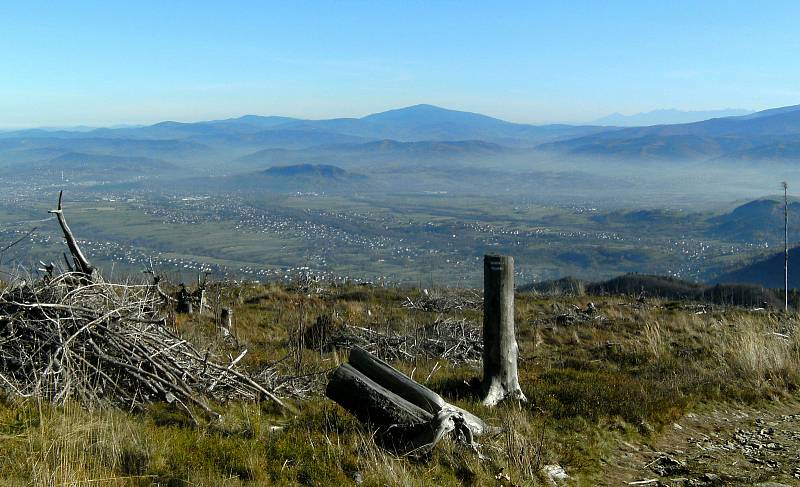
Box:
1 284 799 486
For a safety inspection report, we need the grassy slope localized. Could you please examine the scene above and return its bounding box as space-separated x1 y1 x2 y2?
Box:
0 283 799 486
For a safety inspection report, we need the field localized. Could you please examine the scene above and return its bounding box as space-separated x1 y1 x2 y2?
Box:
1 281 798 486
0 181 774 288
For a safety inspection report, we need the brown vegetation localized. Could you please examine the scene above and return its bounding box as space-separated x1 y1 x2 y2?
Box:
1 279 798 485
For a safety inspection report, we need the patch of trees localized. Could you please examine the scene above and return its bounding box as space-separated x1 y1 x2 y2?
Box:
524 273 787 308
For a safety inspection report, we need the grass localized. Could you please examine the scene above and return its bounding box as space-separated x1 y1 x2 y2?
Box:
0 283 799 486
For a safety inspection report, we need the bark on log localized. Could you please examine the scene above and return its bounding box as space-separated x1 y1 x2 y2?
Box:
348 347 493 436
325 363 432 427
326 347 495 456
349 347 444 413
482 254 526 406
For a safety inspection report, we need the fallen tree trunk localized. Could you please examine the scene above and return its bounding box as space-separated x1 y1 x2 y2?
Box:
326 363 432 427
348 346 493 436
348 347 444 413
326 347 493 456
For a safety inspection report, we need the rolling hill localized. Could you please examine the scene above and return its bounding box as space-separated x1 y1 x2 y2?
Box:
712 246 800 289
4 103 800 179
231 139 510 171
1 151 176 178
707 198 800 244
538 104 800 161
164 164 370 194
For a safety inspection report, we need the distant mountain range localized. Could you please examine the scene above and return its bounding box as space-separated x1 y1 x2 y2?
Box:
592 108 754 126
541 104 800 162
3 103 800 181
0 104 609 148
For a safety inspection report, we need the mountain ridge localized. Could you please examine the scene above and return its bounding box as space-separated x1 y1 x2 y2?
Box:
592 108 754 126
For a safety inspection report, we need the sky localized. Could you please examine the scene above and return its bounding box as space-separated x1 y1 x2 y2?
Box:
1 1 799 128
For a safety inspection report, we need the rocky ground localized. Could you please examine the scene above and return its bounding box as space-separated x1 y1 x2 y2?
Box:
606 400 800 486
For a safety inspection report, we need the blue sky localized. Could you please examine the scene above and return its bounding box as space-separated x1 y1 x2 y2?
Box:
1 1 799 127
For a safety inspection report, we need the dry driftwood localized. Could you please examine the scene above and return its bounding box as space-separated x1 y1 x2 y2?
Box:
326 347 493 456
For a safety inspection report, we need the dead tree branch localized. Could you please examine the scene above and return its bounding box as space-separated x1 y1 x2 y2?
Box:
48 191 94 276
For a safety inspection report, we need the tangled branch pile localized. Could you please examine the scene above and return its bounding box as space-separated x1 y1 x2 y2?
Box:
252 357 329 399
403 289 483 312
326 317 482 365
0 273 285 418
0 192 286 419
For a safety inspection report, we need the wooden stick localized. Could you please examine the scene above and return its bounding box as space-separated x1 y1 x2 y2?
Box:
49 191 94 276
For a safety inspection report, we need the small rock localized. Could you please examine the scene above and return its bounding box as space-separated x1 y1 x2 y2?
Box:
542 464 569 484
649 455 688 476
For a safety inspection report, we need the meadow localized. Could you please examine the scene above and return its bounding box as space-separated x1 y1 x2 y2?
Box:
1 281 798 486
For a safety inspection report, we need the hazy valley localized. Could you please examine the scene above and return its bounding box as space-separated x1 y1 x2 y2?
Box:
3 103 800 290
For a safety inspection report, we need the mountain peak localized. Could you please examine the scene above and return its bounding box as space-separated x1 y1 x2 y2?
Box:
361 104 512 130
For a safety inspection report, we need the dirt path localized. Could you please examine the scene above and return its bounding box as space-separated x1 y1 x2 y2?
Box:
600 399 800 486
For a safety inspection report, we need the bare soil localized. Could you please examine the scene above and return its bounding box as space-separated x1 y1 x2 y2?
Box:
604 399 800 486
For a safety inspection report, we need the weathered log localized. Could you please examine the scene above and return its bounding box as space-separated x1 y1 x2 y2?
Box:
49 191 94 276
348 346 493 436
349 347 443 412
482 254 526 406
327 348 495 456
325 363 432 427
397 409 484 458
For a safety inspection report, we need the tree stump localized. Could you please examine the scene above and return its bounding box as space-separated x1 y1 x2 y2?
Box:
220 307 233 336
176 285 193 314
482 254 526 406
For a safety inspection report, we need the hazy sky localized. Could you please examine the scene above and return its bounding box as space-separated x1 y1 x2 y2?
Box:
2 1 799 128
